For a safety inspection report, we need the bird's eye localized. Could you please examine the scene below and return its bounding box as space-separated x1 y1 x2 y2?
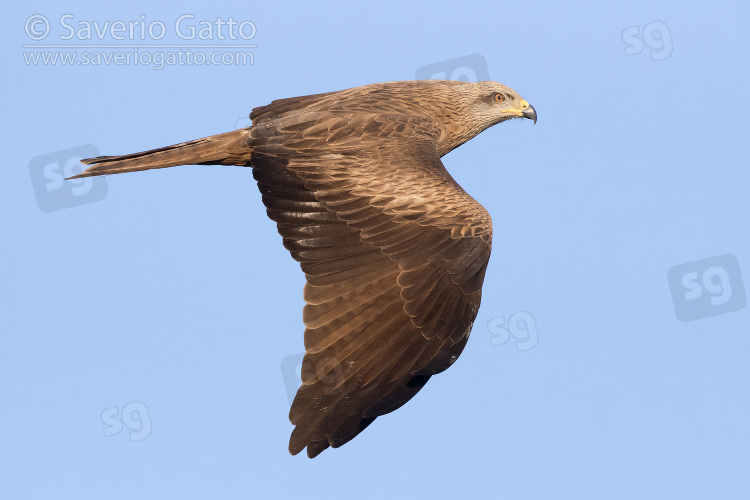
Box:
493 93 505 102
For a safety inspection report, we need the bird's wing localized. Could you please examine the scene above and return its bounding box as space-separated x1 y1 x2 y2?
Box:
249 111 493 458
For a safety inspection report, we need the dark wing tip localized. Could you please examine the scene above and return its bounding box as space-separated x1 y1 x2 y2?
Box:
306 440 330 459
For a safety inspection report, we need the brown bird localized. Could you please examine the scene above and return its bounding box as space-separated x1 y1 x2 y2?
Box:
70 80 537 458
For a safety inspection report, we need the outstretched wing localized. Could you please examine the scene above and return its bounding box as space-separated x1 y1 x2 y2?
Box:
249 111 493 458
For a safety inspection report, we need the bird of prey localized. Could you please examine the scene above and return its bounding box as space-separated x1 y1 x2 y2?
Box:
70 80 536 458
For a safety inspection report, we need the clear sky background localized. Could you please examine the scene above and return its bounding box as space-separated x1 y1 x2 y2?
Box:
2 1 749 499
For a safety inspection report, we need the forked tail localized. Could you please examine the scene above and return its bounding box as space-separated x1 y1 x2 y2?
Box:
67 128 254 179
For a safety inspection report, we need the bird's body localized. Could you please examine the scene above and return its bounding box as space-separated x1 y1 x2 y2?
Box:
71 80 536 457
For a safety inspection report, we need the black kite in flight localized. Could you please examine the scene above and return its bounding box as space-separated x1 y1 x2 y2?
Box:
70 80 537 457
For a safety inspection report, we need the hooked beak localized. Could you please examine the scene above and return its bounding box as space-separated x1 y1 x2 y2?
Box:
520 100 537 124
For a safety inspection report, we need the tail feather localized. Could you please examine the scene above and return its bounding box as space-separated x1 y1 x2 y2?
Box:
67 128 254 179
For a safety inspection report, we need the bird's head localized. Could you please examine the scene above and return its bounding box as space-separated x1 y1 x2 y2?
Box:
419 80 536 155
468 80 536 126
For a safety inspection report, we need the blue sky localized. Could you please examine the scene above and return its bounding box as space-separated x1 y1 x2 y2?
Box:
2 1 749 498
